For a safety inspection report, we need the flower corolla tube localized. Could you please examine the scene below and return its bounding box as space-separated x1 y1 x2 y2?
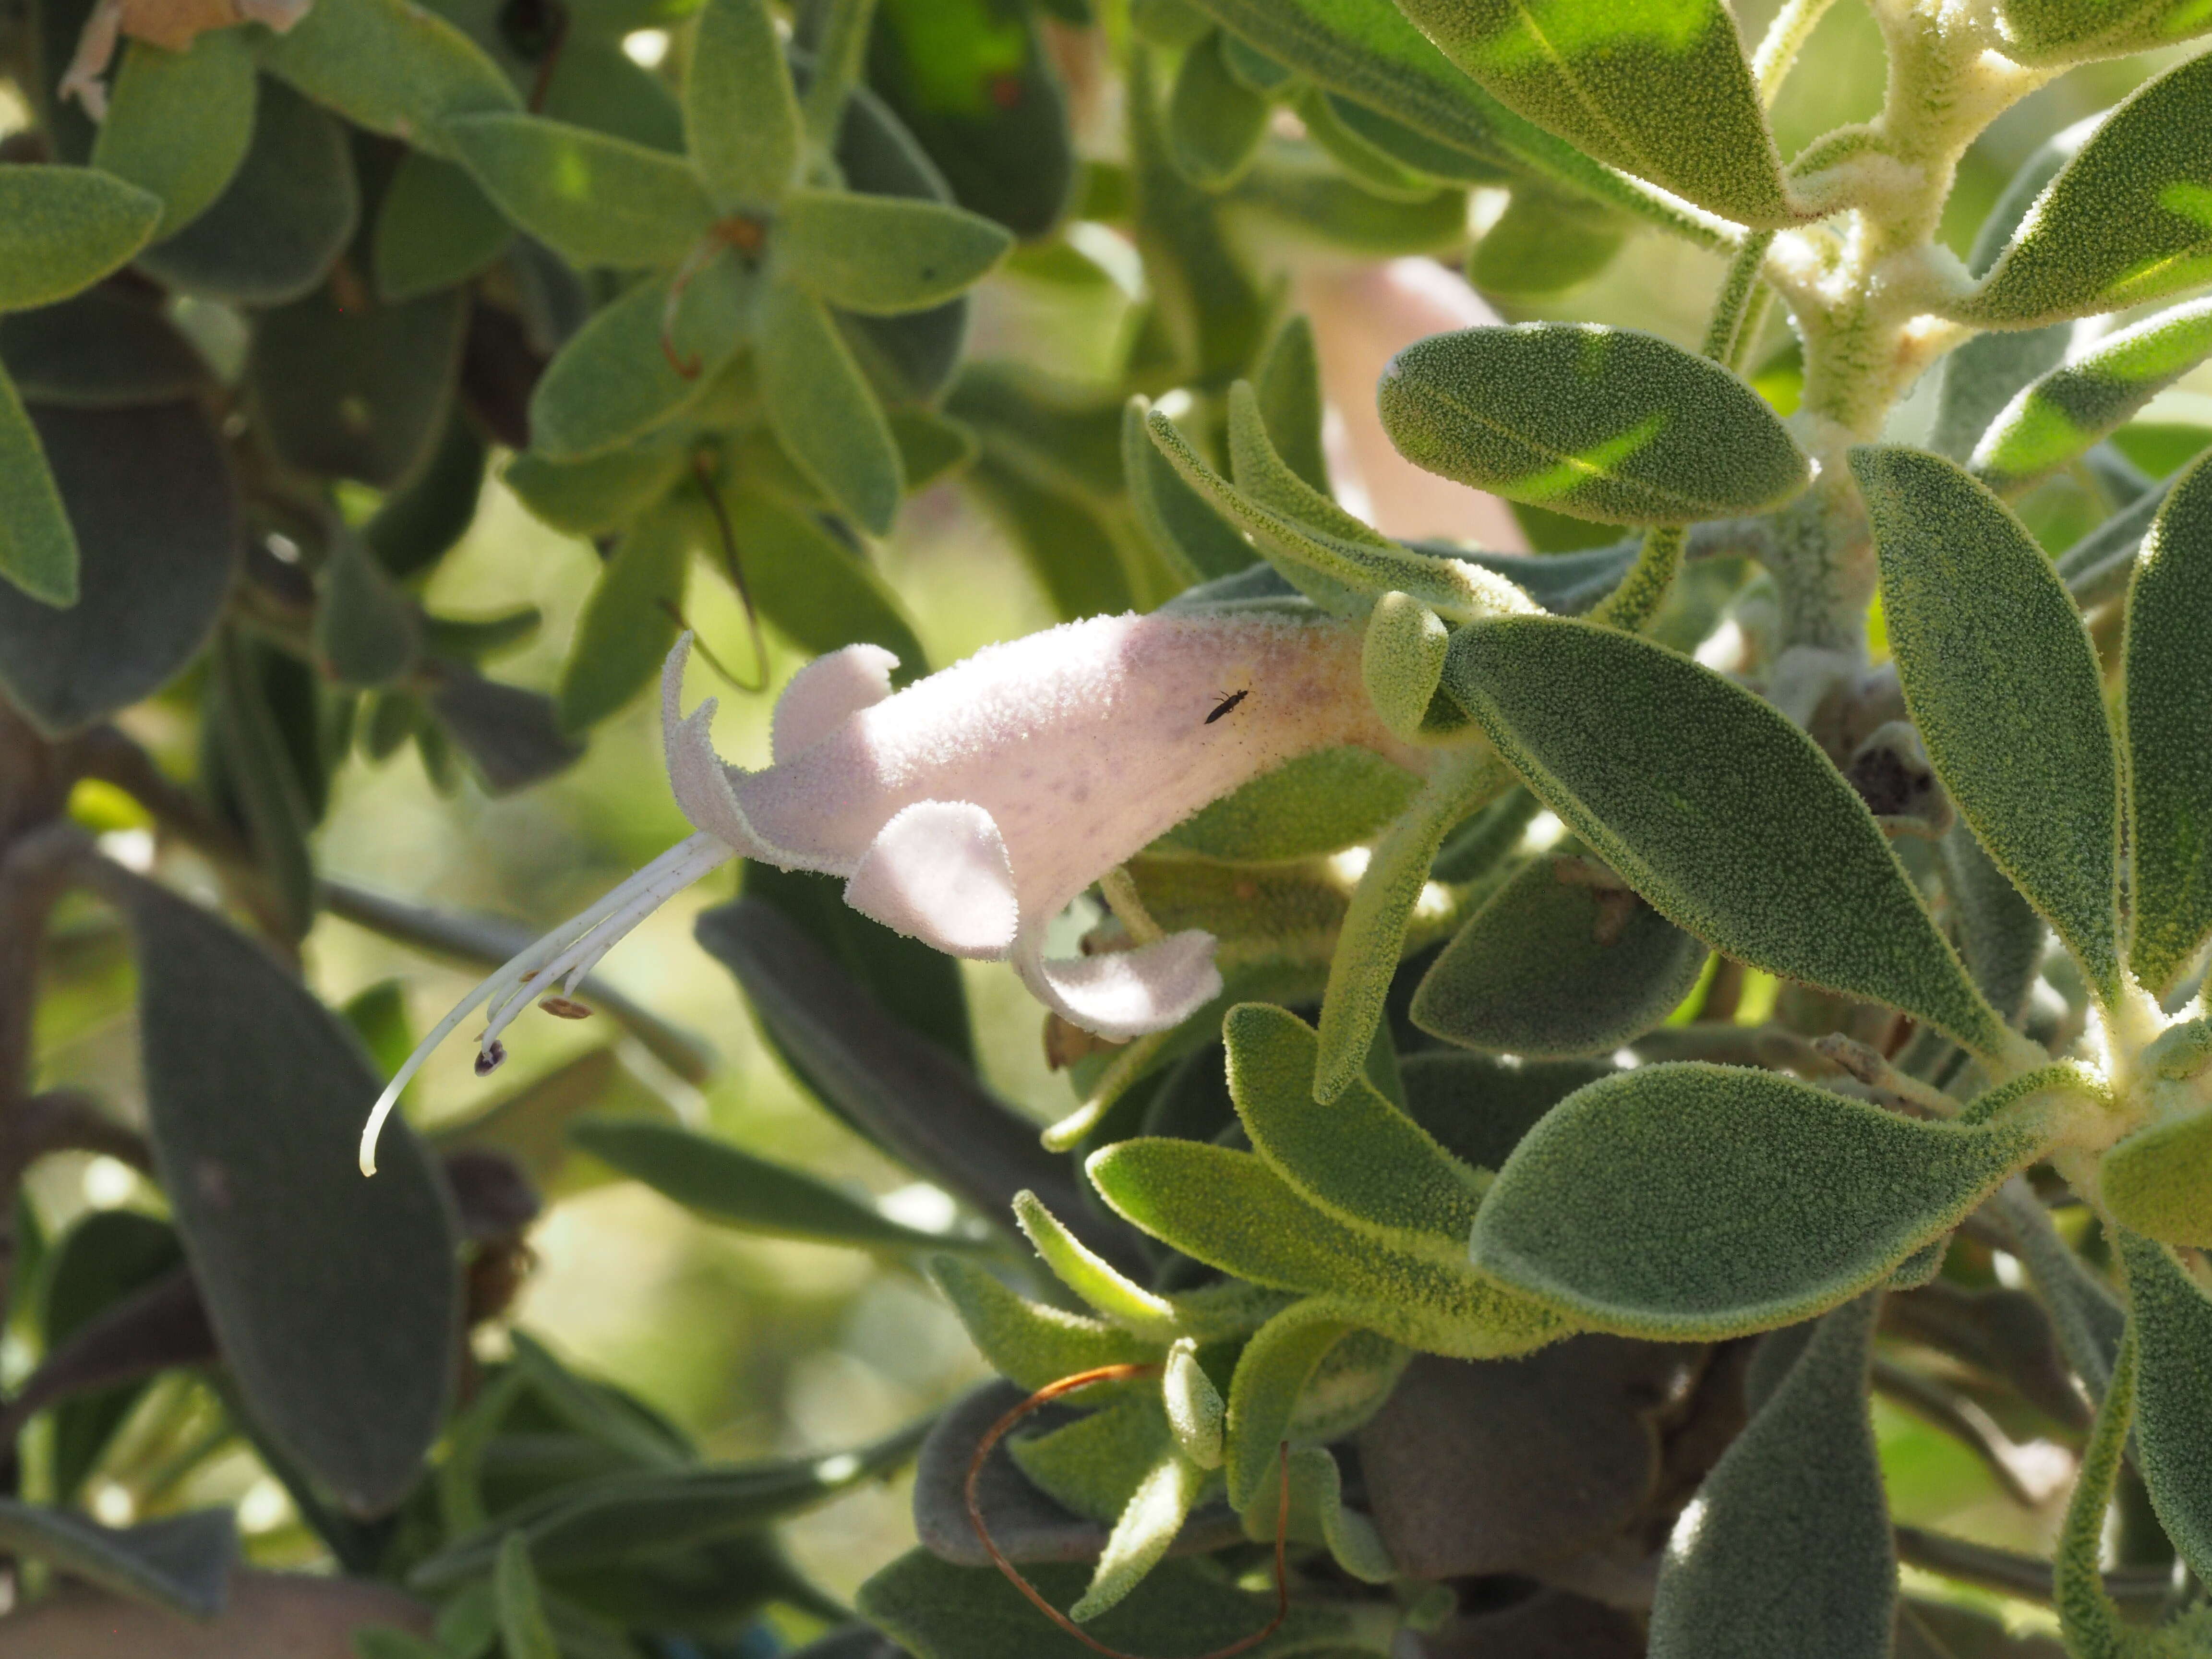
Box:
359 607 1421 1173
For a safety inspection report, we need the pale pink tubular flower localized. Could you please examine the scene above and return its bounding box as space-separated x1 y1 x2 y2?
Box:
360 608 1423 1173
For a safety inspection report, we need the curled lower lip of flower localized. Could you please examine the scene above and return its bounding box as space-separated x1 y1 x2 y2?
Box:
359 608 1418 1175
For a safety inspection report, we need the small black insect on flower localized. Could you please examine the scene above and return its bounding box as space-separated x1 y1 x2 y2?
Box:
1205 689 1250 724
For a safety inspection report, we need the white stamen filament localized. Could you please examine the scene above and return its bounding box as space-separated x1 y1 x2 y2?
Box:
357 831 733 1176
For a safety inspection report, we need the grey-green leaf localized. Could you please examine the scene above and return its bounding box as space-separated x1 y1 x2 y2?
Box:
570 1117 989 1254
317 531 422 688
757 283 903 536
2124 450 2212 995
1379 324 1809 525
494 1534 559 1659
1647 1295 1892 1658
0 367 76 606
121 877 458 1514
1959 52 2212 326
260 0 519 159
90 32 257 240
2118 1232 2212 1582
1412 849 1709 1057
247 285 467 488
1392 0 1795 227
685 0 801 208
373 153 514 303
0 164 163 313
1443 617 2015 1058
1852 446 2122 1003
528 260 747 459
1469 1063 2044 1338
0 401 235 733
555 505 688 731
1168 31 1272 189
777 190 1012 316
721 481 928 668
1995 0 2212 66
0 1502 233 1618
1973 299 2212 493
445 113 716 269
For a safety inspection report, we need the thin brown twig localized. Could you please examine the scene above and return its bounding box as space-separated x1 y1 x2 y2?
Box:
964 1362 1293 1659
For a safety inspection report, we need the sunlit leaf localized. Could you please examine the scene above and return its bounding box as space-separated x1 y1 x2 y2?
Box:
445 113 716 270
1379 324 1809 525
261 0 519 159
756 282 903 535
89 31 256 239
1996 0 2212 64
1470 1064 2046 1338
0 164 162 313
685 0 801 208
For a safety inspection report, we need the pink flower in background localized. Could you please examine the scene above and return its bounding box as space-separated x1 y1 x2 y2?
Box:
361 610 1421 1173
1299 257 1532 552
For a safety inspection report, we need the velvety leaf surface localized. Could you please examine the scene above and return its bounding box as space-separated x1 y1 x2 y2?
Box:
777 190 1011 315
685 0 801 209
1398 1052 1613 1174
1169 32 1271 188
0 401 235 733
1413 849 1708 1056
1087 1137 1567 1358
1974 299 2212 493
1996 0 2212 65
446 114 716 270
1854 446 2122 1001
719 482 927 669
135 78 359 306
0 165 161 313
248 285 467 488
1226 1005 1484 1246
1470 183 1629 296
261 0 520 159
757 283 903 534
1444 617 2012 1056
0 368 75 606
1941 827 2047 1027
2124 451 2212 994
122 878 458 1514
1470 1064 2043 1337
915 1382 1117 1566
555 505 688 731
2118 1233 2212 1583
89 32 256 239
494 1534 559 1659
569 1117 990 1254
1392 0 1792 226
1961 52 2212 326
528 262 745 458
1647 1296 1892 1658
0 1502 234 1618
1152 746 1419 862
506 445 687 539
2101 1107 2212 1246
1378 325 1808 525
316 530 421 688
373 153 514 303
858 1550 1350 1659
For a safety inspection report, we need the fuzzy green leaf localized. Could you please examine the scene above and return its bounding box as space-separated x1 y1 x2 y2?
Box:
1151 746 1421 863
1087 1137 1567 1359
1469 1063 2046 1339
1412 849 1708 1057
1941 826 2046 1027
1360 591 1448 741
933 1257 1153 1394
1011 1192 1183 1338
90 33 256 240
1226 157 1469 256
1444 617 2015 1057
373 153 513 303
1975 299 2212 493
1162 1341 1225 1469
1252 315 1329 495
445 114 715 269
2124 451 2212 995
1071 1450 1205 1623
1470 183 1629 296
260 0 518 158
1224 1003 1486 1248
1393 0 1793 227
1168 32 1272 189
528 261 746 459
1122 401 1259 587
2102 1107 2212 1247
570 1117 988 1254
1011 1391 1173 1523
555 506 688 731
720 481 927 667
1647 1296 1892 1658
248 285 467 489
757 283 903 535
685 0 801 208
506 445 687 539
494 1534 558 1659
1853 446 2122 1003
776 190 1012 316
0 165 162 314
1188 0 1729 249
0 368 77 607
1995 0 2212 65
1223 1297 1357 1511
1960 53 2212 327
2118 1233 2212 1582
1242 1444 1395 1583
1378 324 1809 525
858 1550 1354 1659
